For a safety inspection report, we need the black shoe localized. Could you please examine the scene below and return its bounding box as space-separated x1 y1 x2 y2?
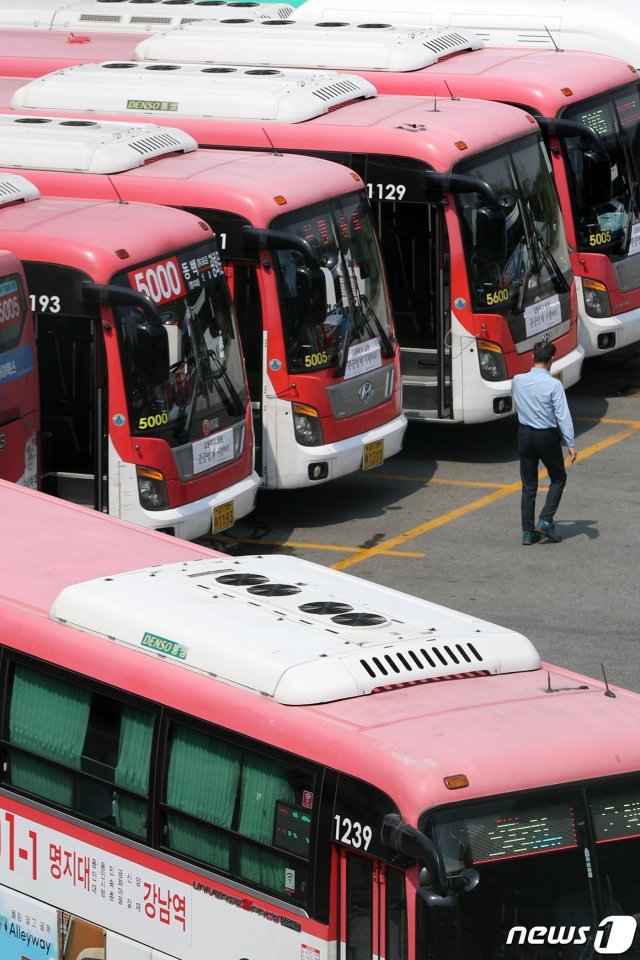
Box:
534 520 562 542
522 530 541 545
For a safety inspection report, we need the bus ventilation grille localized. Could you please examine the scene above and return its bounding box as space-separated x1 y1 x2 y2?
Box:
247 583 302 597
422 31 474 54
359 641 483 680
312 79 363 102
130 16 174 26
0 178 26 199
78 14 122 23
216 573 269 586
128 132 188 155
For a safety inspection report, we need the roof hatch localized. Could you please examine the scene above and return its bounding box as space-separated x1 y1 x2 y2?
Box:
10 64 377 123
49 554 541 705
0 173 40 205
50 0 296 32
134 20 482 71
0 115 197 173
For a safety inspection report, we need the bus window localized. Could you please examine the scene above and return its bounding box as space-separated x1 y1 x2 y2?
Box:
163 718 316 905
5 662 154 841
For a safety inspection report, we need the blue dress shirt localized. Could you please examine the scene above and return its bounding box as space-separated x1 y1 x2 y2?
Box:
512 367 575 447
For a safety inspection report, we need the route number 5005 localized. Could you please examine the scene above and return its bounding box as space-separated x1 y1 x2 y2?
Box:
334 815 373 851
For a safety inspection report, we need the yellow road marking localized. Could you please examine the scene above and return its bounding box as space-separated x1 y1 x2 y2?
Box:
332 423 640 571
374 474 511 489
576 416 640 426
216 536 425 558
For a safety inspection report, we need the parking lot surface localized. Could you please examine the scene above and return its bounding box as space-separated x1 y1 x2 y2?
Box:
200 349 640 693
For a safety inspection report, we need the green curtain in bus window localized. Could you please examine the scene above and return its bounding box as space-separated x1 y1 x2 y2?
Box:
238 754 295 893
166 725 242 872
9 665 90 808
114 705 154 839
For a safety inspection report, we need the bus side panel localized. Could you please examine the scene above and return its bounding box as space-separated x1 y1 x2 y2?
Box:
0 796 329 960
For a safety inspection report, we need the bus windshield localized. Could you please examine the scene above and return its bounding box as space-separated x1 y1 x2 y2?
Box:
562 82 640 259
272 190 394 375
456 135 573 345
426 775 640 960
114 242 247 447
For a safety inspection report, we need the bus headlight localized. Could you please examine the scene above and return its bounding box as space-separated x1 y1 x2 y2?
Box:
136 466 169 511
477 340 507 381
583 278 611 318
292 402 323 446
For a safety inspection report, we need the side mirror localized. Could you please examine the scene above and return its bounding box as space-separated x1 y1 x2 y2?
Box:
295 264 328 326
582 149 612 207
474 205 507 265
134 320 170 386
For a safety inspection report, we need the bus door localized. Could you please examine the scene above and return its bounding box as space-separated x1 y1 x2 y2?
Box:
338 850 409 960
27 264 108 510
331 153 452 421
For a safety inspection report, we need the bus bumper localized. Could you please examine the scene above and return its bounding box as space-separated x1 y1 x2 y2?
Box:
115 464 260 540
268 412 407 489
576 284 640 356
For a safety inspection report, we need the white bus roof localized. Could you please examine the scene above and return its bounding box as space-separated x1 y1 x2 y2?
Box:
0 0 295 31
135 20 482 71
50 553 541 705
294 0 640 69
0 115 196 172
10 63 377 122
0 172 40 204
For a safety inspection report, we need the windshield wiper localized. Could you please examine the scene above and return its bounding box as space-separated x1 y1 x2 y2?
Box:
206 345 244 416
358 294 395 359
522 204 570 296
334 303 355 379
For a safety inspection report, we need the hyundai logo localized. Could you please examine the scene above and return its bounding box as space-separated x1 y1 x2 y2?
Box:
358 382 374 403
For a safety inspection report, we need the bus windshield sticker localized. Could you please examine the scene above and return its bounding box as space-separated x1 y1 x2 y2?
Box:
344 337 382 380
140 631 189 660
524 294 562 339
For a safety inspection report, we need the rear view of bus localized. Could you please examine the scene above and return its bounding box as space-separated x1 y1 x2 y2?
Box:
0 250 38 488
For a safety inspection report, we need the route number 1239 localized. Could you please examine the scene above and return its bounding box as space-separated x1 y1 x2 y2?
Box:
333 814 373 851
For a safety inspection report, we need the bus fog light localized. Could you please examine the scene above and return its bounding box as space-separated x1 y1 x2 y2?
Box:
597 332 616 350
292 402 323 446
583 278 611 318
477 340 507 381
136 466 169 511
493 397 513 414
308 462 329 480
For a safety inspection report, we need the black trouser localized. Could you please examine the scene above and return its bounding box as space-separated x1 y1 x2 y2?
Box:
518 424 567 532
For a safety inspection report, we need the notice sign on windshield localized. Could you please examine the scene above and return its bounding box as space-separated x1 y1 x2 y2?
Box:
344 337 382 381
524 294 562 339
192 425 234 475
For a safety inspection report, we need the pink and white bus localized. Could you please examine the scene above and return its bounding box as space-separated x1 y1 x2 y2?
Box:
293 0 640 72
0 65 584 423
138 19 640 358
2 477 640 959
0 118 406 487
0 249 39 488
0 173 258 536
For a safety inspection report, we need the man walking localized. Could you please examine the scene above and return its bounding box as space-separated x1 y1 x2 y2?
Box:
512 340 577 545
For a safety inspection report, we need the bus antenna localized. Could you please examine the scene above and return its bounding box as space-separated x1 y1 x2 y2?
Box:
262 128 282 156
442 79 459 101
601 662 617 698
544 25 563 52
107 175 128 205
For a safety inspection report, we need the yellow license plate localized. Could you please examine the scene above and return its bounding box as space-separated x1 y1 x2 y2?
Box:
362 439 384 471
553 370 564 383
213 500 234 533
